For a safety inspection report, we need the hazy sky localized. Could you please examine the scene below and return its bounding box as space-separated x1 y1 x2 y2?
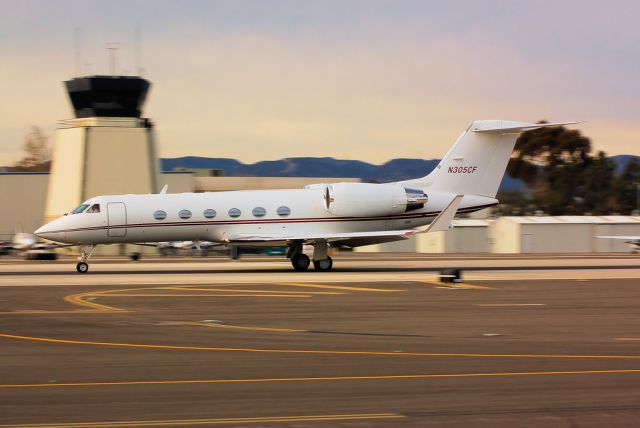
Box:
1 0 638 166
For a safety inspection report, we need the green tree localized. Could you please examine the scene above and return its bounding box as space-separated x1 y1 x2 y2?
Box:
613 158 640 214
505 123 619 215
579 151 616 214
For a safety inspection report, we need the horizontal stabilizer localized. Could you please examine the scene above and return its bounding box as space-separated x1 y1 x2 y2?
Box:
472 121 580 134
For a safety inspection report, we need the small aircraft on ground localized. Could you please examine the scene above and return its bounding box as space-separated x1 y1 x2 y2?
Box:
596 236 640 253
1 232 59 260
35 120 576 273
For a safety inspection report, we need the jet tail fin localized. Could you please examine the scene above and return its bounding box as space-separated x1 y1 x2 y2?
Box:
408 120 579 198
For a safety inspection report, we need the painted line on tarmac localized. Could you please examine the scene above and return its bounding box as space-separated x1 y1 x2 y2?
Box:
187 321 306 333
3 370 640 390
3 332 640 359
165 286 342 295
0 413 404 427
104 293 311 298
279 282 402 292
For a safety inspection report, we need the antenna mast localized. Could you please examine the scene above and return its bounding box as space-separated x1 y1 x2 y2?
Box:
105 42 120 75
74 27 82 77
134 25 142 75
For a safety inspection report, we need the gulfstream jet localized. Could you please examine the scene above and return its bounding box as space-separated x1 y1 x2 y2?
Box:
35 120 576 273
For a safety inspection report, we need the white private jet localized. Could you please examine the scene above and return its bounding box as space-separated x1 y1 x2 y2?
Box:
35 120 576 273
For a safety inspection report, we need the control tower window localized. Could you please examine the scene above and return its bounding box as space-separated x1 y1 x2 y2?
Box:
86 204 101 213
71 204 89 214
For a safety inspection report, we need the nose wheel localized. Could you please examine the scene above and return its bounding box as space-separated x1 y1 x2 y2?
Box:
75 245 96 274
76 262 89 273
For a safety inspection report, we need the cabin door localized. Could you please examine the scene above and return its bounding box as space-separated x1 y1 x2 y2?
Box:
107 202 127 237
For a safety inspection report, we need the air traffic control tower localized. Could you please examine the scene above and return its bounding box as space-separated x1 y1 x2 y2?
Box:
44 75 160 222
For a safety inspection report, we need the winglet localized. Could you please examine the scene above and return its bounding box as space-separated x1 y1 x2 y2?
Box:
416 195 463 233
159 184 168 194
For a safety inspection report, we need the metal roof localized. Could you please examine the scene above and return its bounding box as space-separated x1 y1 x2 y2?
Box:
499 216 640 224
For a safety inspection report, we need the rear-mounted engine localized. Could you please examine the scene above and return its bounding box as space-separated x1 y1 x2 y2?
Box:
305 183 428 217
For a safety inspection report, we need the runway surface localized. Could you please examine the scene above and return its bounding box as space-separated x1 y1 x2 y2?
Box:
0 254 639 427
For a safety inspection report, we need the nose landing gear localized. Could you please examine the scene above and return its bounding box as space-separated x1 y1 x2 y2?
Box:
76 245 96 273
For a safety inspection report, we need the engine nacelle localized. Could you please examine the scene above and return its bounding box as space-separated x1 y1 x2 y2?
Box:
307 182 428 217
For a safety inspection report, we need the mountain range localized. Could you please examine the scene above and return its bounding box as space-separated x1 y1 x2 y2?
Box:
161 155 638 193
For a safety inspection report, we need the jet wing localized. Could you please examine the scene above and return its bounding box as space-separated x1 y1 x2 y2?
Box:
227 229 416 245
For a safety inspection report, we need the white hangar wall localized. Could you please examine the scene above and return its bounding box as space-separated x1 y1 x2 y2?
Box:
490 216 640 253
356 216 640 254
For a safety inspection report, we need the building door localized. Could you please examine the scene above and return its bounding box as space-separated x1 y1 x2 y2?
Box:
107 202 127 237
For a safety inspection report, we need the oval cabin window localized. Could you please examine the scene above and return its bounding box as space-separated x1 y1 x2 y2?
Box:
178 209 192 219
276 206 291 217
203 209 216 219
228 208 241 218
252 207 267 217
153 210 167 221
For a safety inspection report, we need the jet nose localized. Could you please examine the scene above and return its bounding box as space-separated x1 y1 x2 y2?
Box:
34 223 65 242
34 225 52 240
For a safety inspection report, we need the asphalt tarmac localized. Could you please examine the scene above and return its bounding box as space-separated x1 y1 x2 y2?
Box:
0 254 639 427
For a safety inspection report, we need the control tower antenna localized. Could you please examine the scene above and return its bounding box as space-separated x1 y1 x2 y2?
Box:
105 42 120 75
134 25 142 75
74 27 82 77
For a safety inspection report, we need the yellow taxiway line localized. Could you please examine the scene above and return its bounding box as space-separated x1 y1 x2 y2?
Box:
166 286 342 295
0 413 403 427
187 321 305 333
3 369 640 389
103 294 311 298
279 282 402 292
3 332 640 359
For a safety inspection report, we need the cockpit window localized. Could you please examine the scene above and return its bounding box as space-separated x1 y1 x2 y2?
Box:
71 204 89 214
86 204 101 213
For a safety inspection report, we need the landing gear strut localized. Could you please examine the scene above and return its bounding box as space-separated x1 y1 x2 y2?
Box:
76 245 96 274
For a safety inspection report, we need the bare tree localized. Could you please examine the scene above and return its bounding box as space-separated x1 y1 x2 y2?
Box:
13 126 51 172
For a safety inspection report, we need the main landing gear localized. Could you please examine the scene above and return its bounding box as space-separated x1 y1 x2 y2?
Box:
76 245 95 274
287 240 333 272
